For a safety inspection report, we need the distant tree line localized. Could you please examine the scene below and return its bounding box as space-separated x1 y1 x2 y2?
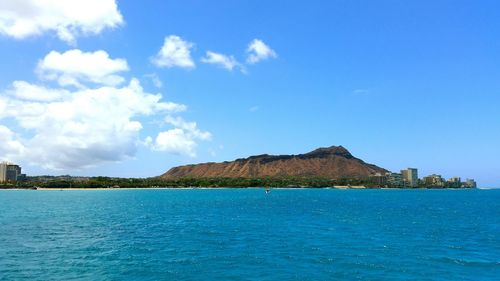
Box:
1 176 378 189
0 175 474 189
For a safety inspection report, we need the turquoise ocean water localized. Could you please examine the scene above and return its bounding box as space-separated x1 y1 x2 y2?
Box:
0 188 499 280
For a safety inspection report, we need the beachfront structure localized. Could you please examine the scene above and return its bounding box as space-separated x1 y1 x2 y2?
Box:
386 172 403 187
447 177 462 188
401 168 418 187
463 179 477 188
0 163 5 182
369 173 387 186
0 162 22 183
423 174 445 187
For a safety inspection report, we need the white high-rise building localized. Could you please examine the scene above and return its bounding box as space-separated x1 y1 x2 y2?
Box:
0 162 6 182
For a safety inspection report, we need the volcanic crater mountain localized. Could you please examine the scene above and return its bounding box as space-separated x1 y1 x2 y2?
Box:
161 146 388 179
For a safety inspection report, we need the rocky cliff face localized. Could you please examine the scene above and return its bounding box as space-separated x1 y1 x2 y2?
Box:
161 145 387 179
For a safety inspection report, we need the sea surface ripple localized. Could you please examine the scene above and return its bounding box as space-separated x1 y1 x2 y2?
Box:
0 188 499 280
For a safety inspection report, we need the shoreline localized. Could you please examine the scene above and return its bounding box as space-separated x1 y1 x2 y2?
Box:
0 186 483 191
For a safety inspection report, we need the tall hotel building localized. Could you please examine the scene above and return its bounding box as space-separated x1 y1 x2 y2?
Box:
0 162 22 183
401 168 418 187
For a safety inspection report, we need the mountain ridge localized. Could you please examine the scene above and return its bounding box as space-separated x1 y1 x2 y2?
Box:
161 145 388 179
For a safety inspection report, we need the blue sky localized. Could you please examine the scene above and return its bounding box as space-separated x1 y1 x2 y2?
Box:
0 1 499 187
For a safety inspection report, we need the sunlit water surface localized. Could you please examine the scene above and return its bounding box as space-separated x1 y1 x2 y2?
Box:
1 188 499 280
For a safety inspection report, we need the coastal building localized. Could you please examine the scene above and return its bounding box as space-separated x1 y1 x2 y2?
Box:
386 172 403 187
447 177 461 188
17 174 27 182
423 174 445 187
369 173 387 186
0 162 22 183
463 179 477 188
6 165 21 182
0 163 6 182
401 168 418 187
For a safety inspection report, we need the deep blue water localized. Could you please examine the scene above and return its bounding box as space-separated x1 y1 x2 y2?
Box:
0 188 499 280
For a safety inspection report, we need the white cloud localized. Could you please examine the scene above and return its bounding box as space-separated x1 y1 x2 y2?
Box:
151 35 195 69
9 80 69 102
0 49 211 170
0 0 123 44
153 129 197 157
153 116 212 157
37 49 129 88
201 51 242 71
0 125 25 162
246 39 277 64
165 116 212 141
144 73 163 88
1 79 185 169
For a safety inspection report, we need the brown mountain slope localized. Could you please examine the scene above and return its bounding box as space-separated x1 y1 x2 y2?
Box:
161 145 388 179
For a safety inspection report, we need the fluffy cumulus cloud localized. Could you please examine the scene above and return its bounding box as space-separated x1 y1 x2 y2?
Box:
152 36 277 73
246 39 277 64
201 51 243 72
0 49 210 170
0 0 123 44
0 125 25 162
153 116 212 157
151 35 195 69
37 49 129 88
153 129 197 157
8 80 69 102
